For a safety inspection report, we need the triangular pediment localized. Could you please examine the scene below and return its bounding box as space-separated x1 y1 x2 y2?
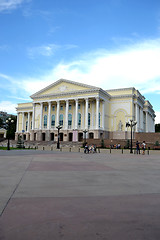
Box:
30 79 99 98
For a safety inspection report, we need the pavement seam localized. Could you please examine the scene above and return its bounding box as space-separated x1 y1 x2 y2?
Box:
0 156 34 217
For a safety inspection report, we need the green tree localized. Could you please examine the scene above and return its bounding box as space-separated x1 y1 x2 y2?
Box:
6 115 17 140
0 118 3 128
155 124 160 132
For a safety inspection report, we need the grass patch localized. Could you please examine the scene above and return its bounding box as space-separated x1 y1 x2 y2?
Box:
0 146 36 150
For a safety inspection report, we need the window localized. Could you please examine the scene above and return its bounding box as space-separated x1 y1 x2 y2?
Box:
78 113 81 126
68 114 72 126
99 112 100 127
69 104 72 110
44 115 47 128
88 113 91 127
45 106 47 112
60 105 63 110
59 114 63 126
51 115 55 127
26 121 28 131
88 103 90 108
78 104 81 109
52 106 55 111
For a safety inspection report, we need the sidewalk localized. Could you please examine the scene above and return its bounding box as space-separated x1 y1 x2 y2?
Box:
0 150 160 240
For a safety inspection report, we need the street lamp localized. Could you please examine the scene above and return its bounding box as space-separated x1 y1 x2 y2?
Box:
126 119 137 154
83 129 88 147
6 117 14 150
56 124 62 149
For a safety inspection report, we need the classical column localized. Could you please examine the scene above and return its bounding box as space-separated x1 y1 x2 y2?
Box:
27 112 30 132
146 111 148 132
75 99 78 129
135 103 139 132
65 100 69 129
16 113 19 132
85 98 88 129
140 107 143 131
56 100 60 125
96 97 100 129
40 103 43 129
32 103 35 130
22 112 25 131
92 101 94 129
48 102 51 129
102 100 105 129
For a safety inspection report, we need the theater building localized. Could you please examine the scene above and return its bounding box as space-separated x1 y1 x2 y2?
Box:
15 79 155 142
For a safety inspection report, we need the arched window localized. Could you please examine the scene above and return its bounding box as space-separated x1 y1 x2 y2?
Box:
68 114 72 126
78 113 81 126
51 115 55 127
99 112 100 127
88 113 91 127
59 114 63 126
44 115 47 128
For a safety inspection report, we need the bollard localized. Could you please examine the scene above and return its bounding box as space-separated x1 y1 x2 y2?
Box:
69 147 71 152
98 148 100 153
110 148 111 154
79 147 80 152
122 149 123 154
148 149 149 155
43 146 45 150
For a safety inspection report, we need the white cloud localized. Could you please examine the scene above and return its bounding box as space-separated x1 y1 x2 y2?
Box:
1 38 160 114
27 44 78 58
155 112 160 124
23 38 160 94
0 101 17 114
0 0 27 12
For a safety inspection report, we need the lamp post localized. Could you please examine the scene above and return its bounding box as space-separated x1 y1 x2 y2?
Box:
6 118 14 150
83 129 88 147
56 124 62 149
126 119 137 154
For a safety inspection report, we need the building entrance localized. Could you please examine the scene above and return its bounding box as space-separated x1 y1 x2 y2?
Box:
78 133 83 142
69 133 73 141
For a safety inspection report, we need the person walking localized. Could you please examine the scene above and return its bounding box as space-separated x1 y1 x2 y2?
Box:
136 141 140 154
142 141 146 155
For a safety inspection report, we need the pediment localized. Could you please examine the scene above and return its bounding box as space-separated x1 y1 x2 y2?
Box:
30 79 99 98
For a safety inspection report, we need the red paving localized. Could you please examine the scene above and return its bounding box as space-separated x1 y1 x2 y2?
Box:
27 161 114 171
1 195 160 240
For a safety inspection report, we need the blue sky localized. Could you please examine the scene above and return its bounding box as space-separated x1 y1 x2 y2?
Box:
0 0 160 122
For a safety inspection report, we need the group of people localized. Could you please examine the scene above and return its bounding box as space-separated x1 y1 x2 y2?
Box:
84 144 97 153
136 141 146 155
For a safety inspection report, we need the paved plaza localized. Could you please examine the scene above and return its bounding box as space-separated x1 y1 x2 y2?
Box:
0 150 160 240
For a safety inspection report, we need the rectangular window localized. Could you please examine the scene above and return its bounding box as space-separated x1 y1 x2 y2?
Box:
88 103 90 108
45 106 47 112
60 105 63 110
69 104 72 110
52 106 55 111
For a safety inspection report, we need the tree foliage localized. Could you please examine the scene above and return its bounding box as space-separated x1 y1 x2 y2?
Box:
155 124 160 132
6 115 17 139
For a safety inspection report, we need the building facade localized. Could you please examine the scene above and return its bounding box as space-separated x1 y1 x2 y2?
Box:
15 79 155 142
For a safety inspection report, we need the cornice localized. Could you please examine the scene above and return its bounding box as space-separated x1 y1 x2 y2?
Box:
30 78 100 98
106 87 135 92
31 88 106 100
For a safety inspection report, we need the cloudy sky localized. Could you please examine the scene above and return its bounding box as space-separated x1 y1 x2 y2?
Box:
0 0 160 122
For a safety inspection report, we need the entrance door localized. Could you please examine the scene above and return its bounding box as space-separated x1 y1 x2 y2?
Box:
89 132 94 139
78 133 83 142
59 133 63 141
69 133 73 142
42 133 45 141
50 133 54 141
34 133 36 141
